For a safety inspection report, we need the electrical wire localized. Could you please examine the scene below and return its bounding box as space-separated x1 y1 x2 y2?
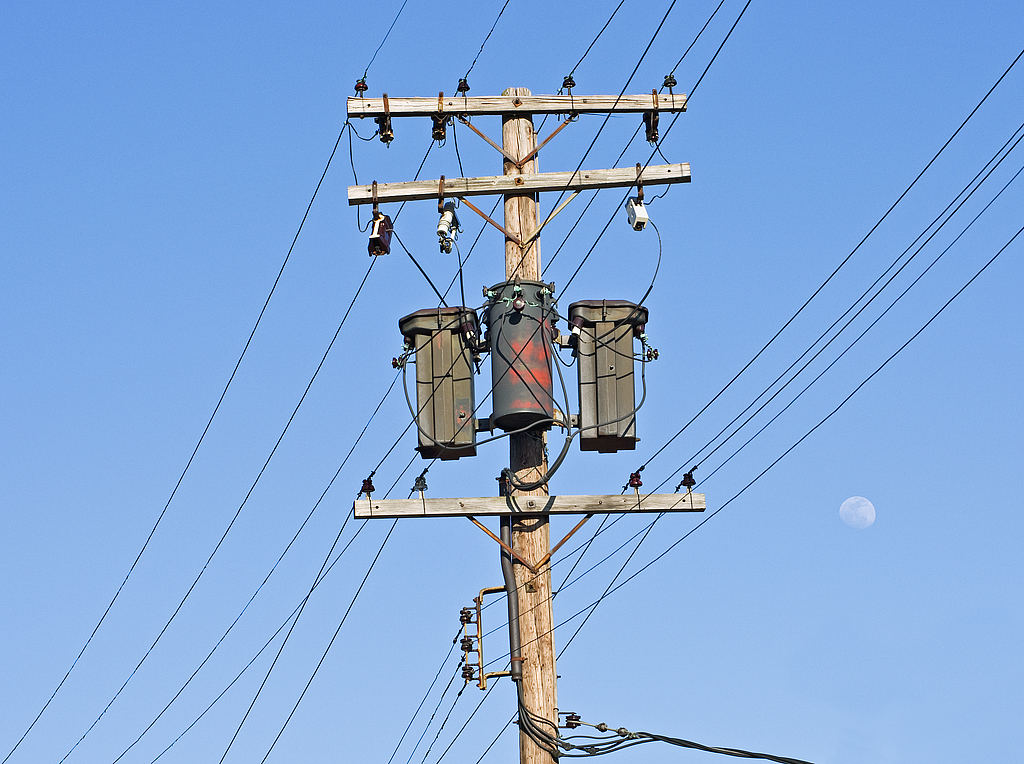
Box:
3 126 353 764
462 0 513 83
673 128 1024 481
110 368 403 761
142 515 370 762
360 0 412 81
564 0 628 80
633 40 1024 473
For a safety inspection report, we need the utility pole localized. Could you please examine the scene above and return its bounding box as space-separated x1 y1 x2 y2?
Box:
501 86 557 764
348 85 702 764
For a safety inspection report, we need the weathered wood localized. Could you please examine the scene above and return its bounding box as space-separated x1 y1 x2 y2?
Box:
347 92 686 119
353 493 707 518
348 163 691 206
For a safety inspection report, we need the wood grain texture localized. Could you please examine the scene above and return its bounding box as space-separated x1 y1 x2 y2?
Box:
352 493 707 518
347 92 687 118
348 163 690 205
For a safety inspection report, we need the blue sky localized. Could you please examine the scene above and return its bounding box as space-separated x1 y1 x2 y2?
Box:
2 2 1023 763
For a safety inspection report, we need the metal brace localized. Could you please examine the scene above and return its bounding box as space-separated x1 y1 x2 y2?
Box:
635 163 645 203
431 91 447 142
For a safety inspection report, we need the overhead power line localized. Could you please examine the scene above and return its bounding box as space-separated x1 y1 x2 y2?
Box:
1 125 350 764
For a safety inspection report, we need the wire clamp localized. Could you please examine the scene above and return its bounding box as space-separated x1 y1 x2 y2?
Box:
431 91 447 142
643 89 660 144
376 93 394 145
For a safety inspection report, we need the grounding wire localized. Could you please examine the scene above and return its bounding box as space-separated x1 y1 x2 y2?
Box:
0 123 349 764
633 40 1024 473
676 127 1024 480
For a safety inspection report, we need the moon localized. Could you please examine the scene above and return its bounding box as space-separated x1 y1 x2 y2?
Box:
840 496 875 529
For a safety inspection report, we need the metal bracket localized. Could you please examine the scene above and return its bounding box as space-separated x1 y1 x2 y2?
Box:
461 586 514 690
516 114 576 167
521 190 579 247
635 163 644 202
534 513 594 571
438 175 445 213
456 116 521 166
643 89 659 144
456 196 523 247
466 516 539 574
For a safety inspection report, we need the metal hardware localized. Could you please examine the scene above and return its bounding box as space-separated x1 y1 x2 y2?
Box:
376 93 393 145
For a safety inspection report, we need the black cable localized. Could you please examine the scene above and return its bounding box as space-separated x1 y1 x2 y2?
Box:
462 0 512 82
111 368 402 761
605 222 1024 606
679 130 1024 479
541 0 728 275
256 519 399 763
634 41 1024 473
683 159 1024 491
144 517 370 762
565 0 628 78
393 231 450 306
361 0 411 80
14 127 353 764
512 0 678 278
215 504 360 763
386 631 463 764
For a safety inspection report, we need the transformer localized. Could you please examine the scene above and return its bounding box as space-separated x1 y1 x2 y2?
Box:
399 307 479 460
484 280 557 432
568 300 649 453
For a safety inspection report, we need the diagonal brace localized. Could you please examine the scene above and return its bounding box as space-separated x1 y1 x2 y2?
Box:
466 516 539 574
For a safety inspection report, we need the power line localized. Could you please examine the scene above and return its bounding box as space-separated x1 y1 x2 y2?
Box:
1 125 350 764
54 258 379 763
667 122 1024 484
360 0 412 82
634 41 1024 472
462 0 513 84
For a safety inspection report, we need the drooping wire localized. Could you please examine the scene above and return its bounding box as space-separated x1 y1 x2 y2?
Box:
633 40 1024 473
564 0 628 79
110 372 402 762
599 222 1024 608
361 0 412 81
1 125 350 764
141 517 370 762
462 0 513 83
672 127 1024 481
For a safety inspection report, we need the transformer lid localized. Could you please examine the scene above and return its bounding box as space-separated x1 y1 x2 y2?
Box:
567 300 648 327
399 306 480 338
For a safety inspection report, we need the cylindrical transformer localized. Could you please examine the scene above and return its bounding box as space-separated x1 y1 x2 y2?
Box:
568 300 649 453
484 280 556 432
398 307 479 460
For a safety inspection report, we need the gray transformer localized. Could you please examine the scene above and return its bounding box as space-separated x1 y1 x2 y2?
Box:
484 280 557 432
568 300 649 453
399 307 479 460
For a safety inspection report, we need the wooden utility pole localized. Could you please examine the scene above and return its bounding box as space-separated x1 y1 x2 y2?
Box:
501 87 557 764
347 85 700 764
